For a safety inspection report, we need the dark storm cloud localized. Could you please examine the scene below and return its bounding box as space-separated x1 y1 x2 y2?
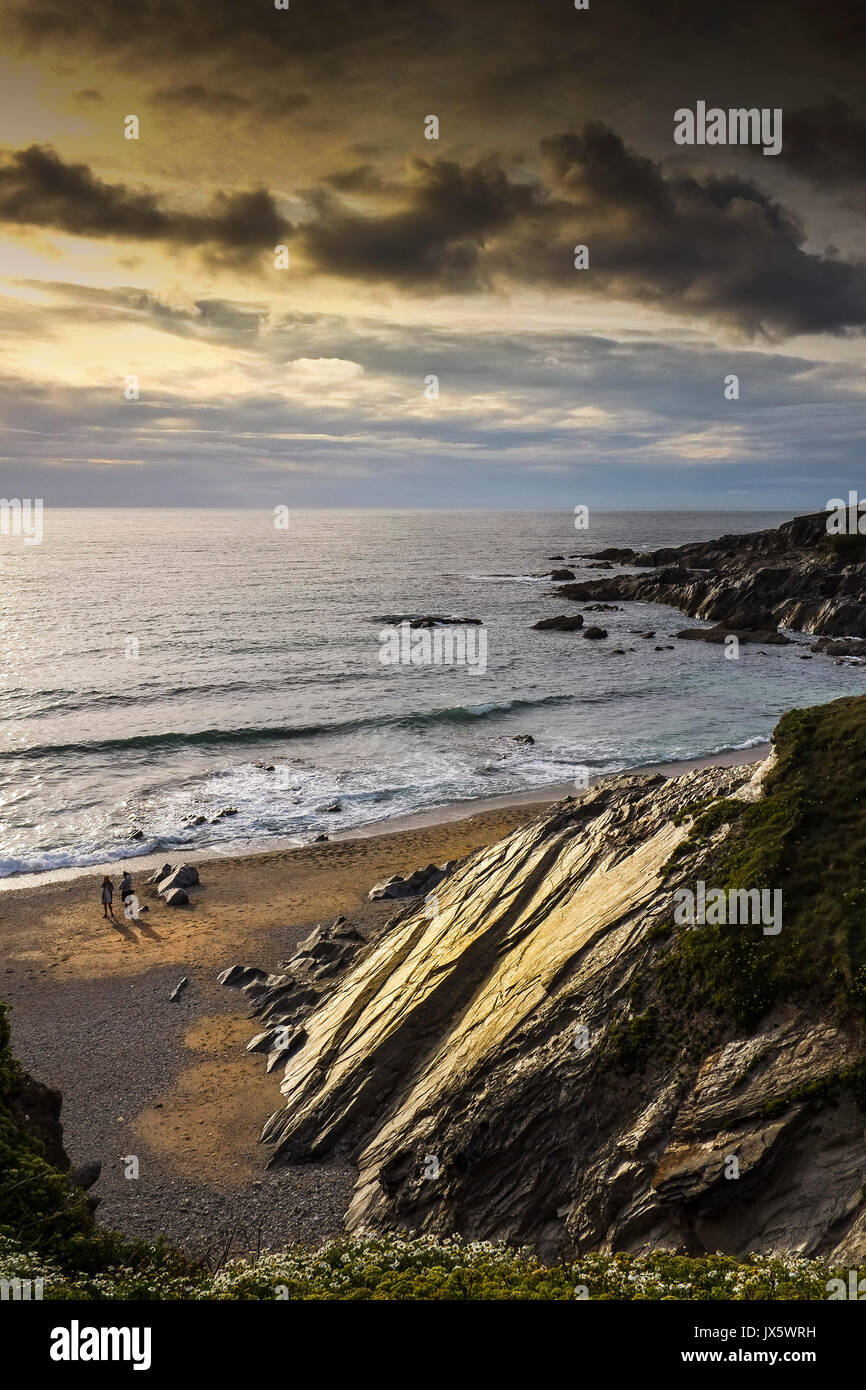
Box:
151 84 251 113
152 84 309 116
301 157 541 290
4 0 449 66
0 146 290 262
772 100 866 189
6 125 866 337
525 124 866 337
323 165 389 195
298 125 866 338
7 0 863 72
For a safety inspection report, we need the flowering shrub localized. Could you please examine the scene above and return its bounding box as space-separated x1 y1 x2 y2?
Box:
0 1232 857 1301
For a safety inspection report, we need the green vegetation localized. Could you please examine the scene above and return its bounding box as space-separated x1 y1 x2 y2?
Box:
819 531 866 566
760 1063 866 1120
604 1007 660 1072
658 697 866 1027
0 1231 857 1301
662 797 747 873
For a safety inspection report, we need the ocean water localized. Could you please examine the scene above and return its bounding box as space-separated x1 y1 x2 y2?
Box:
0 507 862 877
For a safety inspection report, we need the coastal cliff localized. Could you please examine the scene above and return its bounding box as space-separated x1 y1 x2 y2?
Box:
226 694 866 1261
557 510 866 639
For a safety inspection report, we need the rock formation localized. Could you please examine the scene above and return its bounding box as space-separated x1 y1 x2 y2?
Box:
222 695 866 1262
557 511 866 637
531 614 584 631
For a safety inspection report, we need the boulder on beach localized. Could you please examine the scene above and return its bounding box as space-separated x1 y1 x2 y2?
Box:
532 614 584 631
70 1161 102 1192
547 568 576 581
582 626 608 640
163 887 189 907
513 733 535 744
160 864 200 894
368 861 451 901
218 965 268 989
147 863 173 886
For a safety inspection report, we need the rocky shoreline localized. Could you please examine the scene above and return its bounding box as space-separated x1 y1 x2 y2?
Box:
219 728 866 1261
553 511 866 644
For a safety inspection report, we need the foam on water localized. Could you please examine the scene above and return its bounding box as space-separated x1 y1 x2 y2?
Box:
0 507 862 876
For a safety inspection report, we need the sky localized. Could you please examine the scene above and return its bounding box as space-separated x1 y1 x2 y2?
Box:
0 0 865 508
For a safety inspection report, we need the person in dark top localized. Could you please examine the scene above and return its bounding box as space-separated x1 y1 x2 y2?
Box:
119 870 133 903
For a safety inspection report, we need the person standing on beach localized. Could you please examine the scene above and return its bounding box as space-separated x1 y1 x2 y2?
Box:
119 870 133 904
101 875 116 920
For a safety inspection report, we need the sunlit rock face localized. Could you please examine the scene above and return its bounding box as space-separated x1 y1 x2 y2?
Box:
226 756 866 1261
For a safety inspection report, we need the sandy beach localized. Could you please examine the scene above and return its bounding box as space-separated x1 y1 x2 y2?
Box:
0 746 767 1259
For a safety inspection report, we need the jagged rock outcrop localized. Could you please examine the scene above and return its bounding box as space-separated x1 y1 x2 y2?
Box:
557 511 866 637
222 735 866 1261
8 1062 101 1199
11 1073 70 1174
367 861 455 902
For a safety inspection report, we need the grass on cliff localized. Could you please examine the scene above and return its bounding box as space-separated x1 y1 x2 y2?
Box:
658 695 866 1028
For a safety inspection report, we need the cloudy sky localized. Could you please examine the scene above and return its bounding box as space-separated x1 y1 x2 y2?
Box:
1 0 864 507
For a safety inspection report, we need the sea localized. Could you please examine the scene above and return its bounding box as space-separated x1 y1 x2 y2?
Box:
0 507 860 878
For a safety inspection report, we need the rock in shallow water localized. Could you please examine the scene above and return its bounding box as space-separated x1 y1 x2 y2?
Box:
531 614 583 631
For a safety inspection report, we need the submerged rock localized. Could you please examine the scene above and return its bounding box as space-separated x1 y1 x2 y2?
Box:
409 615 482 628
676 624 790 645
532 614 584 631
